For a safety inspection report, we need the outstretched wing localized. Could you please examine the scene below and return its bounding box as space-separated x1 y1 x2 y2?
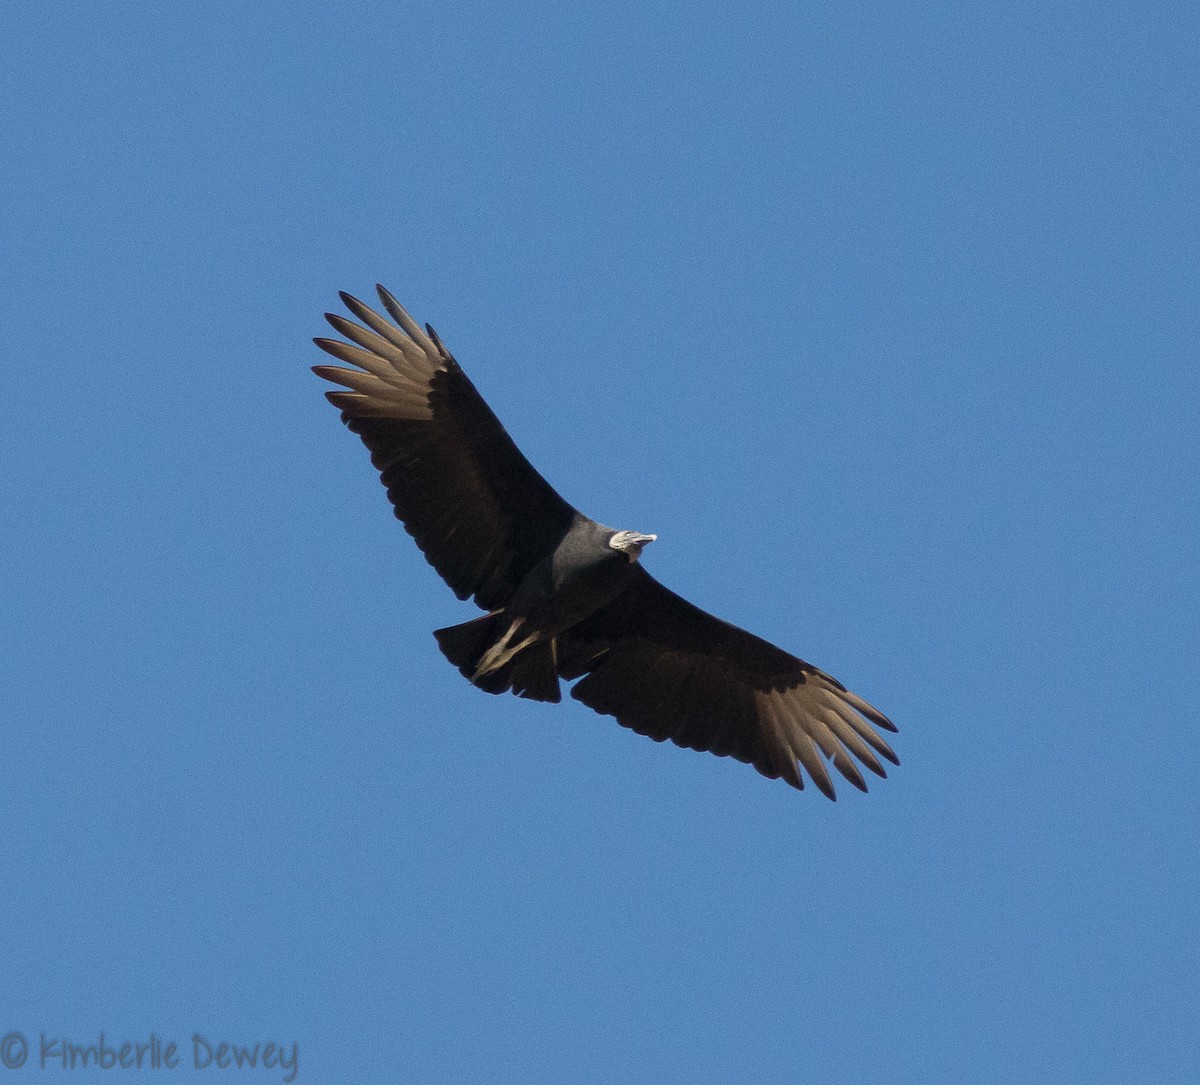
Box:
557 568 898 798
314 286 579 610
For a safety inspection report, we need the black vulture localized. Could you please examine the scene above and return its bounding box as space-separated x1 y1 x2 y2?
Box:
313 286 898 798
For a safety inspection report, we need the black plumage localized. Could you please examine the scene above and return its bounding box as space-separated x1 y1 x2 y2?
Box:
314 286 898 798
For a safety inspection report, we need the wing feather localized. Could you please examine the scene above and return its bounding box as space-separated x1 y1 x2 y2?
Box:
563 568 896 798
314 287 580 609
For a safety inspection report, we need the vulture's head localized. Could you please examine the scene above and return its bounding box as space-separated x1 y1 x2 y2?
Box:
609 530 658 562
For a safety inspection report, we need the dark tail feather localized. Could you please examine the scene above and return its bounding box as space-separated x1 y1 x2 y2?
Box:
434 612 509 677
508 641 561 703
433 614 562 703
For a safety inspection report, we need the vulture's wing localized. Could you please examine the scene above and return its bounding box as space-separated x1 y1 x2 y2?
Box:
558 568 897 798
313 287 578 610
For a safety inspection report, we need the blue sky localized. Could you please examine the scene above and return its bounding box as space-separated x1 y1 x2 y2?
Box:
3 2 1197 1082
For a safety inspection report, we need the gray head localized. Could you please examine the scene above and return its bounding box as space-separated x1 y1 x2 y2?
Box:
609 529 658 562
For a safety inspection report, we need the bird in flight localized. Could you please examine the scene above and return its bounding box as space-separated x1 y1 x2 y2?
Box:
313 286 897 798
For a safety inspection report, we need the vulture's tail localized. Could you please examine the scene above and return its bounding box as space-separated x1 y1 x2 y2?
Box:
434 613 562 703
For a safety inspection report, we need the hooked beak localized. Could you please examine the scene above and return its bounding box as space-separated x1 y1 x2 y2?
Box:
610 529 659 560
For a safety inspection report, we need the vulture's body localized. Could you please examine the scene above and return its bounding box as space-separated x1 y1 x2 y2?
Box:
314 287 898 798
